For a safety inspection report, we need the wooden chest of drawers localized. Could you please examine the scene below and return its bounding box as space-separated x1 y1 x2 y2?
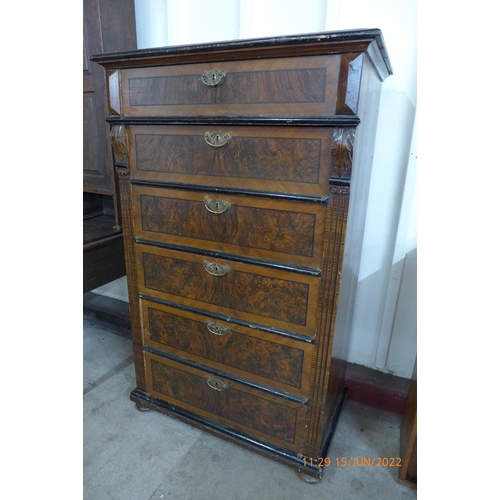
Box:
92 29 392 482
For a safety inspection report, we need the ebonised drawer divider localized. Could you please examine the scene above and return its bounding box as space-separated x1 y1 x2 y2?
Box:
135 238 322 277
143 345 309 405
130 179 329 204
107 115 360 127
139 293 316 344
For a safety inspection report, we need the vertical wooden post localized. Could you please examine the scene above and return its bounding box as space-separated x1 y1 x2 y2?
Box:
111 124 146 391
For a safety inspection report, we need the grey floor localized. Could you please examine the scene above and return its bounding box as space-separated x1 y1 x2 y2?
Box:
83 315 417 500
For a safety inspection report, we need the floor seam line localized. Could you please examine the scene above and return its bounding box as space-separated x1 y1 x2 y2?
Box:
84 354 135 396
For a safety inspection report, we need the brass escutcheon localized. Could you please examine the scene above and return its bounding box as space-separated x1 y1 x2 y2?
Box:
206 376 228 392
206 321 231 336
204 261 230 277
204 131 231 147
204 198 230 214
201 69 226 86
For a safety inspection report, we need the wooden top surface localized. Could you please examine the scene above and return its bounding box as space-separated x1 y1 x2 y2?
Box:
90 28 392 79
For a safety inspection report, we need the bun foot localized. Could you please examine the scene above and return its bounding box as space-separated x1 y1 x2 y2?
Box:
298 471 322 484
135 402 152 412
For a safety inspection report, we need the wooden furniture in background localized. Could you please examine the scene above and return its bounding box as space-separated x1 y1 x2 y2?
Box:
83 0 136 292
92 29 392 482
399 358 417 487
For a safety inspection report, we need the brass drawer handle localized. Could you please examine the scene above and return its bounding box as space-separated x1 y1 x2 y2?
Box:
206 321 231 336
204 261 230 277
204 131 231 148
206 376 228 392
204 198 230 214
201 69 226 86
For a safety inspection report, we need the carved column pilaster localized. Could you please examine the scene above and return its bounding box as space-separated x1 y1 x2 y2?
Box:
331 127 356 180
111 124 128 168
304 185 350 456
111 124 146 391
304 125 355 456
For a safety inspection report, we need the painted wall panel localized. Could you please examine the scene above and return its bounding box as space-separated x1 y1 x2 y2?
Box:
239 0 327 38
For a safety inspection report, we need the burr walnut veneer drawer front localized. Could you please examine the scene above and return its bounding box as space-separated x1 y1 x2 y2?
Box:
145 351 307 452
121 55 340 117
132 185 326 268
136 244 319 337
129 125 333 197
142 299 313 396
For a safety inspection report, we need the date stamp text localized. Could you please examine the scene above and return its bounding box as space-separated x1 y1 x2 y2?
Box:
302 457 401 467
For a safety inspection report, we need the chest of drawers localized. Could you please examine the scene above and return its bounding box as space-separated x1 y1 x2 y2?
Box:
92 29 392 482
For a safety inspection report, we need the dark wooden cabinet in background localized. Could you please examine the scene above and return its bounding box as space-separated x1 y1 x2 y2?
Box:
399 358 417 488
92 29 392 482
83 0 136 292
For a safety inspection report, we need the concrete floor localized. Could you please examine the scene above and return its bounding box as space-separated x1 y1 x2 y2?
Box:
83 315 417 500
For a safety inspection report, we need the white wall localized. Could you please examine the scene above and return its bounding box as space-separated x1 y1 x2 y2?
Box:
329 1 417 378
93 0 417 378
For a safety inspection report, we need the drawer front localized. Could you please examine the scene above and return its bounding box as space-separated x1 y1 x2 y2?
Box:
136 244 319 337
133 185 326 268
145 352 306 451
129 125 332 197
142 299 313 396
121 55 340 117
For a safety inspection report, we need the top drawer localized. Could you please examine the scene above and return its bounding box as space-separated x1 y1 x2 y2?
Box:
119 55 341 117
